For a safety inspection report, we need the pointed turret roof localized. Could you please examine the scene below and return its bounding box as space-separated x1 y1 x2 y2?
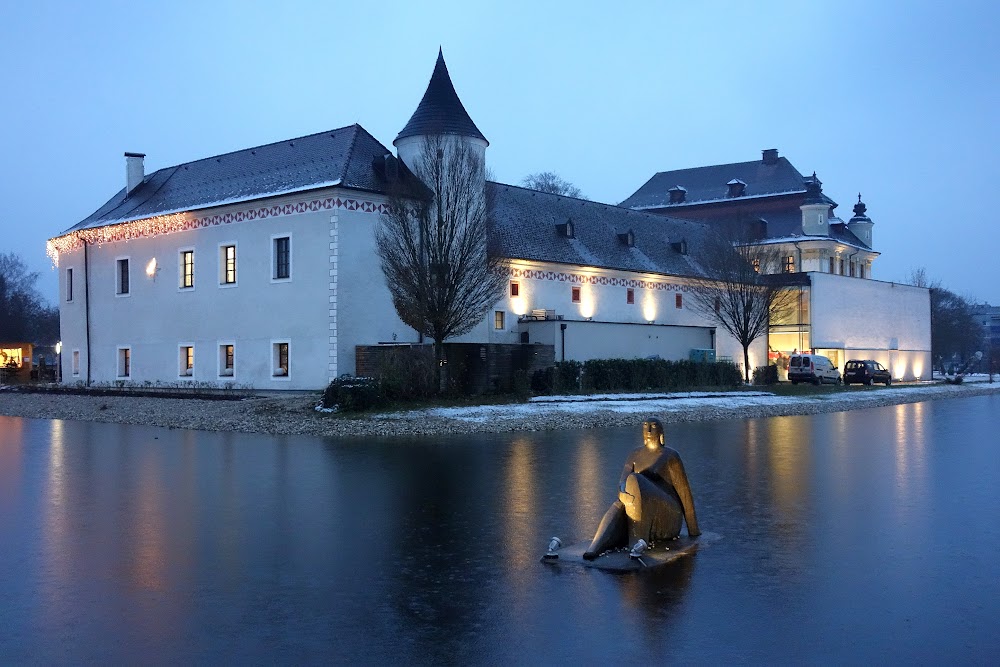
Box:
394 49 488 146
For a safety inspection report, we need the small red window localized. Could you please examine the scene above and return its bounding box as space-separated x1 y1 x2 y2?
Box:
675 293 683 308
571 286 581 303
510 281 519 297
626 288 635 304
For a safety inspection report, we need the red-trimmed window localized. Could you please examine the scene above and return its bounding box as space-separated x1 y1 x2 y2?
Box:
675 293 683 309
571 286 581 303
510 281 519 297
626 288 635 304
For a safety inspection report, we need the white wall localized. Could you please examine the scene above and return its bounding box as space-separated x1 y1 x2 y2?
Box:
57 189 362 389
494 260 764 372
809 272 931 380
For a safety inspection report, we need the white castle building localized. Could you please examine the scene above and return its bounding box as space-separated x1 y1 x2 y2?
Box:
48 51 930 389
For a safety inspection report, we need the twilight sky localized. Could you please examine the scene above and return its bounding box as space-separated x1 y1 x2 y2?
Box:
2 0 998 305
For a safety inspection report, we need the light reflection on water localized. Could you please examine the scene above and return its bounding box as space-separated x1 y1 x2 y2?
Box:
1 395 999 663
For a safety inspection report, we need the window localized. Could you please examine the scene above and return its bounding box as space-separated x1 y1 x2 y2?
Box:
179 345 194 377
272 341 289 378
72 350 80 376
219 343 235 377
627 288 635 304
714 297 721 313
829 257 835 273
571 286 581 303
839 259 845 275
116 258 130 295
860 264 866 279
272 236 291 280
117 347 131 378
180 250 194 289
675 293 683 309
494 310 505 330
510 281 520 297
220 244 237 285
782 256 795 273
66 268 74 301
849 262 855 277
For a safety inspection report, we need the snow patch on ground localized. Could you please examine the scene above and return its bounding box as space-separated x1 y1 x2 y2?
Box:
381 382 999 425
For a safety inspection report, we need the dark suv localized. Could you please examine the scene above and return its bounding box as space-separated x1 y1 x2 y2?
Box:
843 359 891 386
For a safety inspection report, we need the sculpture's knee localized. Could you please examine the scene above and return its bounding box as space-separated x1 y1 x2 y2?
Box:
620 473 643 521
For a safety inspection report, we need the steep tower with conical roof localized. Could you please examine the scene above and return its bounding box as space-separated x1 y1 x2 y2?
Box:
394 49 488 173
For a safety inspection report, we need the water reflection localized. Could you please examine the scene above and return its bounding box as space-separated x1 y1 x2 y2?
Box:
1 395 998 663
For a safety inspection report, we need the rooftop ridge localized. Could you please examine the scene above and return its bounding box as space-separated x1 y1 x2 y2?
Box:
143 123 367 176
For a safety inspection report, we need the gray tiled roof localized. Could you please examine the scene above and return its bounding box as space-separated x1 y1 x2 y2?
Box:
490 183 712 278
394 49 488 146
743 208 871 250
621 156 809 210
64 124 393 233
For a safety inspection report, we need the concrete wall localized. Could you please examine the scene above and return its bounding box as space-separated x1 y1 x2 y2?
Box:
809 272 931 380
522 319 714 362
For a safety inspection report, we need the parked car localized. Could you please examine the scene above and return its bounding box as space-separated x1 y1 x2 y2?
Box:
788 354 841 385
843 359 892 386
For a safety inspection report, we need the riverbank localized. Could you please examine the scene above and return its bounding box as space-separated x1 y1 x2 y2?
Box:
2 380 998 438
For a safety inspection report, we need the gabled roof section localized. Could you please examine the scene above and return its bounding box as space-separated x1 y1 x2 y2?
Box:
63 124 394 233
621 155 808 210
394 48 488 146
490 183 712 279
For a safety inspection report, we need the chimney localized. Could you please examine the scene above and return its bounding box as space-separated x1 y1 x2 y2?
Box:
125 152 146 196
762 148 779 165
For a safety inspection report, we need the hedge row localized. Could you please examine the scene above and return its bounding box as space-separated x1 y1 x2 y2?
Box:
532 358 742 394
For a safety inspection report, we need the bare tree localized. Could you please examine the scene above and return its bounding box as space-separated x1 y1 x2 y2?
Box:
1 252 59 344
521 171 584 199
685 227 798 383
376 137 508 392
907 267 986 372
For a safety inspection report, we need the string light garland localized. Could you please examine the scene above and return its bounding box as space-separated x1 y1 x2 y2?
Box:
46 194 390 266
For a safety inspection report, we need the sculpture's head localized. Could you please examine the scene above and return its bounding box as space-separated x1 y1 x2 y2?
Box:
642 418 665 450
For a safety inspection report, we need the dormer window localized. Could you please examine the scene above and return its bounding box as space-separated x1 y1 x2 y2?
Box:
557 218 575 238
670 238 688 255
668 185 687 204
617 229 635 247
727 179 746 198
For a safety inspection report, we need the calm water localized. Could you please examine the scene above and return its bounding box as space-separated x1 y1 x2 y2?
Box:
1 395 999 663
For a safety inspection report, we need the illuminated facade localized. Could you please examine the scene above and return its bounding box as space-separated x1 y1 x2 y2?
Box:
622 152 931 380
56 53 917 389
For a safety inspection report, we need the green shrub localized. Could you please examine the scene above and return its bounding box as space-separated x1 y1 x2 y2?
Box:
752 365 779 385
578 358 741 392
375 347 436 401
323 375 384 412
532 360 583 395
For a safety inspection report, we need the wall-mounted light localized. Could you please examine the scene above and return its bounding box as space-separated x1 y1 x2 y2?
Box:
647 319 655 325
145 257 159 278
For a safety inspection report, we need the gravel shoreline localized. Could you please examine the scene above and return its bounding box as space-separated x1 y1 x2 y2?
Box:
2 382 998 438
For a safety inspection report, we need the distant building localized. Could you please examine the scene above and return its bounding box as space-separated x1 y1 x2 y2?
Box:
972 304 1000 354
48 51 929 388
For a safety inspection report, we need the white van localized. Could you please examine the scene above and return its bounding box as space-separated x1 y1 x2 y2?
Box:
788 354 841 385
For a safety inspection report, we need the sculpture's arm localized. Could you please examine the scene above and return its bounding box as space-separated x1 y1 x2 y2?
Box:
666 455 700 536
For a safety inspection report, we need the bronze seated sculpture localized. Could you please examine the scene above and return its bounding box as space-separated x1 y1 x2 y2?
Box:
582 418 700 560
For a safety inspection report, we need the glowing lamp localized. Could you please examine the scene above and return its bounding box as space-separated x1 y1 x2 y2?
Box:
145 258 158 278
